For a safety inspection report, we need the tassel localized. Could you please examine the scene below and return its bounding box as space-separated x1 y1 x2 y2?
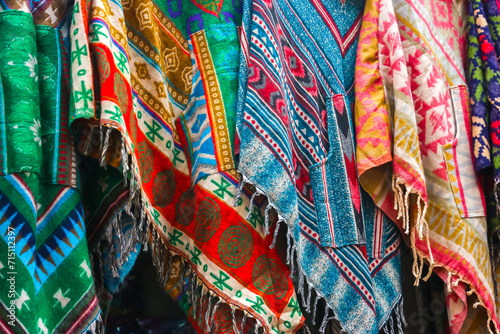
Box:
82 124 96 155
298 267 305 298
396 304 403 333
264 203 273 236
246 190 262 220
197 286 206 324
121 137 129 186
319 308 333 333
495 180 500 216
254 322 260 334
305 281 312 313
233 175 247 207
208 299 222 332
400 300 408 327
286 232 292 266
487 318 496 334
290 248 296 279
100 126 110 168
231 305 238 334
205 295 214 330
270 218 282 249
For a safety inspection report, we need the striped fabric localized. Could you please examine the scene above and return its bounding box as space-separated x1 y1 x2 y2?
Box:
236 0 403 332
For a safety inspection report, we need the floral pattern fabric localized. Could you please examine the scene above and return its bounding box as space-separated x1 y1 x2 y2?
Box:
0 6 101 334
68 0 305 332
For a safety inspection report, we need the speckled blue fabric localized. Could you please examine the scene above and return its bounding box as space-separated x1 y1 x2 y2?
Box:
236 0 403 332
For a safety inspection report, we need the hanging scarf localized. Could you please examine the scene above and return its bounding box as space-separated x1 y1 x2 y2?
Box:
69 0 305 332
355 0 498 332
0 3 102 333
468 0 500 198
235 0 404 332
467 0 500 329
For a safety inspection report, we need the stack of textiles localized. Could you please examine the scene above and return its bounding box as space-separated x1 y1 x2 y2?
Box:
0 0 499 333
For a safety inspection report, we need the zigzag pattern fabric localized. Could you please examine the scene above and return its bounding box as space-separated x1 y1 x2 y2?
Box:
0 2 101 333
355 0 499 332
68 0 305 332
236 0 403 332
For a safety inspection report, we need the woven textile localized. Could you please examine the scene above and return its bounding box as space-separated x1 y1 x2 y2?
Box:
468 0 500 181
355 0 498 332
236 0 404 332
467 0 500 264
69 0 305 332
468 0 500 328
0 4 101 334
79 160 141 319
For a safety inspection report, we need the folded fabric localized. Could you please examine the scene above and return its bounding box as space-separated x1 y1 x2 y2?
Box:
355 0 498 332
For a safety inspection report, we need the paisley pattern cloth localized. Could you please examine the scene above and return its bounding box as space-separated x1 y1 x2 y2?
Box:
355 0 498 332
236 0 403 332
69 0 305 332
0 5 102 334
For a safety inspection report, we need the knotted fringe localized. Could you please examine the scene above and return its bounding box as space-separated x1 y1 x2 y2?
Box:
392 176 427 238
85 312 105 334
239 312 248 334
392 176 434 285
319 307 336 334
94 186 146 280
84 125 150 288
444 272 500 333
237 172 409 333
416 251 500 334
380 297 406 334
298 325 312 334
494 180 500 216
235 173 349 334
148 226 266 334
87 124 411 333
234 175 287 240
99 126 110 169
